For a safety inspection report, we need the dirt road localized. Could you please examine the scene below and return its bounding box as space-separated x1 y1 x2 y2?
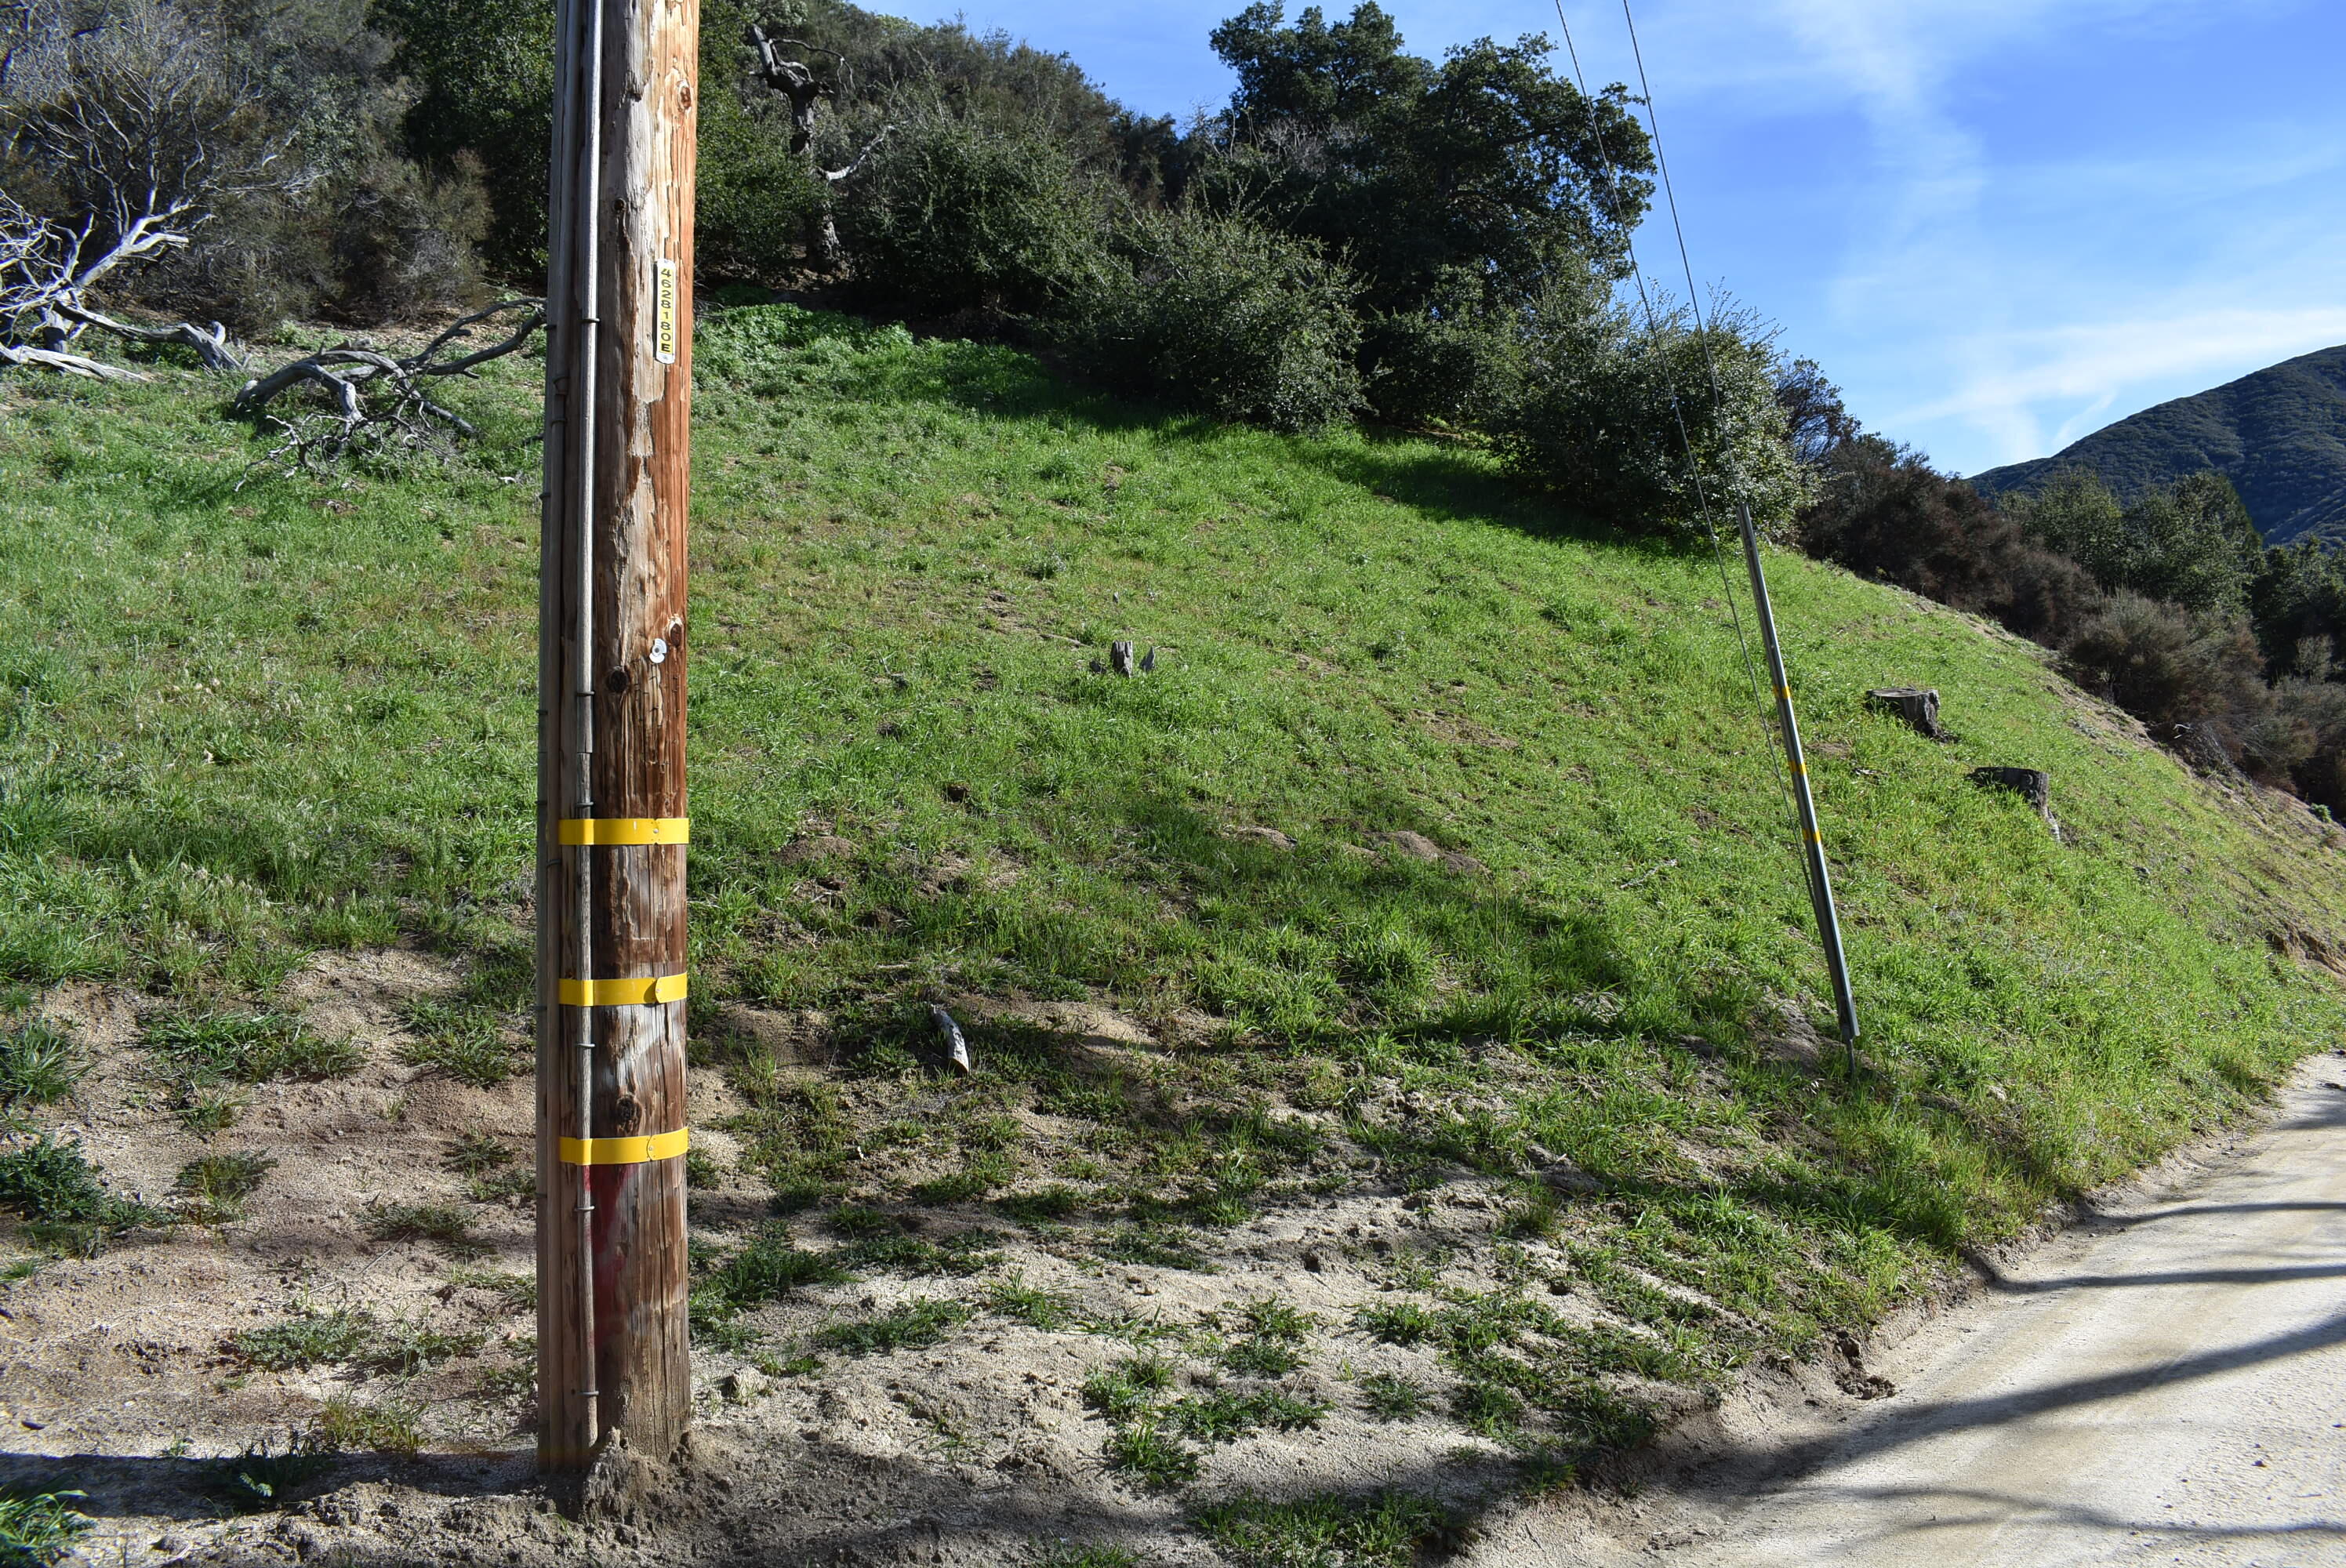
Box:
1595 1062 2346 1566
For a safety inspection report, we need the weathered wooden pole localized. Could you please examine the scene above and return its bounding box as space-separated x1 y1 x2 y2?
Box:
536 0 697 1472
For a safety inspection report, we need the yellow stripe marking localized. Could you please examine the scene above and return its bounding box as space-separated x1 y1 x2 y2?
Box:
561 1128 689 1165
560 974 688 1007
1803 829 1825 844
1787 760 1807 775
560 818 689 846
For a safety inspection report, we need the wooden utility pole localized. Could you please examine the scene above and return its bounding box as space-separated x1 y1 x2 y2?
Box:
536 0 698 1472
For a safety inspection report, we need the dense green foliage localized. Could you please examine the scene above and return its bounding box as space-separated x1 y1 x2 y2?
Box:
1972 343 2346 547
2006 470 2266 615
835 103 1114 319
1200 5 1653 381
2 0 487 328
1054 209 1364 431
1491 289 1810 536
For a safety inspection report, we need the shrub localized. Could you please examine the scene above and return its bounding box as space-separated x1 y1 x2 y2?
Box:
1798 436 2101 644
1487 284 1811 538
2063 593 2304 778
1055 209 1364 432
840 102 1116 320
2008 470 2265 615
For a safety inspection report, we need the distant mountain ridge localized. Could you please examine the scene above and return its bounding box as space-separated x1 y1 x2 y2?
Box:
1969 343 2346 546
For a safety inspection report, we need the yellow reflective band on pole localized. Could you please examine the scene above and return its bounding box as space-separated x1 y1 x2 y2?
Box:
1803 829 1825 844
560 1128 689 1165
559 974 688 1006
1787 759 1807 775
559 818 689 845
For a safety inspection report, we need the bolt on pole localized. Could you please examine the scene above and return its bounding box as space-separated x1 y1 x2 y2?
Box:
536 0 699 1471
1734 500 1861 1069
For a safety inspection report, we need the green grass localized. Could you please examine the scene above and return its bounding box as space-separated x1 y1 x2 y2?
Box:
5 303 2346 1486
0 1488 90 1567
443 1131 514 1174
1192 1490 1460 1568
1162 1386 1327 1444
0 1137 165 1254
1100 1421 1198 1490
813 1297 971 1356
312 1394 423 1456
1030 1544 1140 1568
397 999 522 1087
362 1201 480 1254
0 1022 83 1109
143 1010 358 1131
228 1303 478 1376
1356 1372 1429 1421
174 1150 276 1220
984 1272 1081 1330
230 1306 377 1370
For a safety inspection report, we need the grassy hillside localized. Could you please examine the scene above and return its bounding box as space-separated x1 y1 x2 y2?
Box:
1971 342 2346 544
3 306 2344 1537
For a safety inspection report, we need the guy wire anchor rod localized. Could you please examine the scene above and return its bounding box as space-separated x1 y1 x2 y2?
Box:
1735 497 1861 1069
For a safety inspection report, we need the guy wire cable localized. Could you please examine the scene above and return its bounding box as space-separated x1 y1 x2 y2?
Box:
1548 2 1795 835
1615 0 1860 1053
1551 0 1859 1054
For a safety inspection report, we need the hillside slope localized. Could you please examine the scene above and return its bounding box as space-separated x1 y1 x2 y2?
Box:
1 307 2344 1563
1970 343 2346 543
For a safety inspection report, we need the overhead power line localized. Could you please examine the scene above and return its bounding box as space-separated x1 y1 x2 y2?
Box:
1550 0 1862 1061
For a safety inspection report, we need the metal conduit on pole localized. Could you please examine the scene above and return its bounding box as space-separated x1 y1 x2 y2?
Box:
536 0 699 1472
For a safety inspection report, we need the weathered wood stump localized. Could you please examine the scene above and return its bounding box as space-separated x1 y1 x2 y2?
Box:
1971 766 2061 838
1109 641 1136 677
1867 687 1945 739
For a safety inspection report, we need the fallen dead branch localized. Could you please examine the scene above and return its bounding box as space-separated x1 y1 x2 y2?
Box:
231 299 546 476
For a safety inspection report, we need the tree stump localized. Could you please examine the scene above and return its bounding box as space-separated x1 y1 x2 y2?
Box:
1866 687 1945 739
1971 767 2061 839
1109 641 1136 677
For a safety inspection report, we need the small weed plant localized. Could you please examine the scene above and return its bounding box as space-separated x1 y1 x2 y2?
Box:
212 1437 335 1512
0 1138 165 1254
1191 1490 1459 1568
0 1487 91 1566
398 1000 521 1087
312 1396 424 1456
174 1151 276 1219
814 1298 971 1356
363 1202 481 1254
0 1023 84 1108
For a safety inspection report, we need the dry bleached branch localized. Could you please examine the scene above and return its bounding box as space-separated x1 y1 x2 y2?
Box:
231 299 545 475
0 1 293 377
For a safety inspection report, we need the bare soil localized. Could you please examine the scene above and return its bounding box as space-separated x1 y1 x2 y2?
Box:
0 949 1679 1567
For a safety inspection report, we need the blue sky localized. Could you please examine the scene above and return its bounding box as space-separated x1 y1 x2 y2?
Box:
909 0 2346 477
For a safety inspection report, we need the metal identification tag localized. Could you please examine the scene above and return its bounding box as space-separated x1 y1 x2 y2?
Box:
655 258 679 365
